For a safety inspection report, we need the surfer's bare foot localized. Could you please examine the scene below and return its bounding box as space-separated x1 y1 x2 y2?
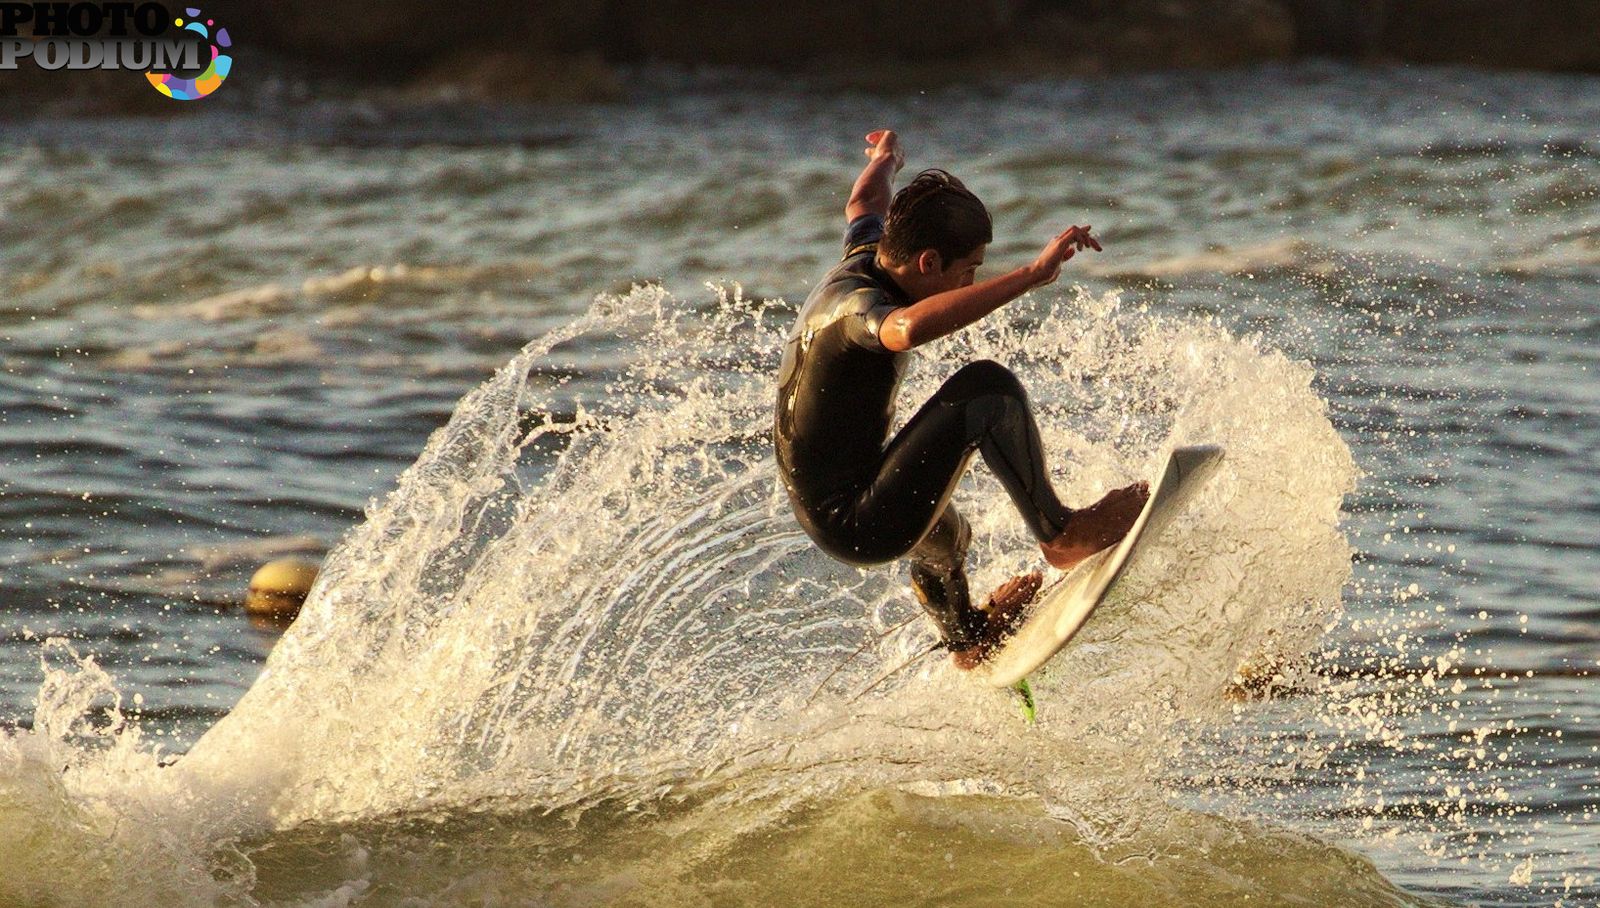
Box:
1038 481 1151 571
950 571 1044 671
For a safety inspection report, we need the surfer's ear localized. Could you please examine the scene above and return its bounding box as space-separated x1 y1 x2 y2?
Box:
915 249 944 275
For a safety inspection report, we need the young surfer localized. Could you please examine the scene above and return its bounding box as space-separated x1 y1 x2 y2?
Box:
775 129 1150 669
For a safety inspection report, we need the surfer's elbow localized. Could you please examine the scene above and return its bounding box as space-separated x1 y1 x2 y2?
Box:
878 312 917 353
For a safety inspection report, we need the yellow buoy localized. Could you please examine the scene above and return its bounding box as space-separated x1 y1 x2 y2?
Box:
245 558 319 621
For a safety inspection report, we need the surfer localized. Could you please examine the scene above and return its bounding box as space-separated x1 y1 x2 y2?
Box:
775 129 1150 669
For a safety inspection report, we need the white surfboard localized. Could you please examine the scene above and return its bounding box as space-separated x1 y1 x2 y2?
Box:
971 444 1225 689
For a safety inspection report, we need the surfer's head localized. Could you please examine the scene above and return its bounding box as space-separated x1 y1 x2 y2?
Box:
879 170 992 300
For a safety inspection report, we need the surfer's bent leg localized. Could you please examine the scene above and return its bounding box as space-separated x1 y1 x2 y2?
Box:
838 360 1072 646
875 360 1073 542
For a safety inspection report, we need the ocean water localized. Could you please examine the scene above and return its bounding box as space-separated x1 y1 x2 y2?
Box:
0 63 1595 905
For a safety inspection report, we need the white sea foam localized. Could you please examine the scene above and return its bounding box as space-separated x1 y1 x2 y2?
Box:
2 283 1365 904
162 283 1355 829
0 642 246 905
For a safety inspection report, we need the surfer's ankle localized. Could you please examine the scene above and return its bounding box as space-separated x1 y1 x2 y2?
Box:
1039 520 1111 570
1039 535 1099 571
949 643 987 671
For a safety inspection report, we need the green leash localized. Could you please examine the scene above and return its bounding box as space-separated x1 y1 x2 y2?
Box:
1013 677 1036 723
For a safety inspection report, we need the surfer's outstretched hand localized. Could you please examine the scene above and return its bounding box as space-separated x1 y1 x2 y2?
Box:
1029 225 1101 286
864 129 905 174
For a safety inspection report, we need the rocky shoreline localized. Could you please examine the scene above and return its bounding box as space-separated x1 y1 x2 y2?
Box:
2 0 1596 113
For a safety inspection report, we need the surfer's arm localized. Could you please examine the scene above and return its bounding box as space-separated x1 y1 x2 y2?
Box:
878 267 1039 352
845 129 904 222
880 226 1100 351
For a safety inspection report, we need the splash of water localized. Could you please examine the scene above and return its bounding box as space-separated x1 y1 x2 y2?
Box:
166 283 1355 826
1 282 1360 904
0 641 250 904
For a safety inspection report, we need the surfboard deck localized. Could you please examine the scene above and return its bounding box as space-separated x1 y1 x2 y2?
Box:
970 444 1225 689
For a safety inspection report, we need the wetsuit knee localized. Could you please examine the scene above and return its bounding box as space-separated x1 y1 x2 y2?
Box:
943 359 1027 406
936 360 1029 443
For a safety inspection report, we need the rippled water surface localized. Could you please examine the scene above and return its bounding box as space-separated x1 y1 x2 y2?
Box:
0 64 1595 905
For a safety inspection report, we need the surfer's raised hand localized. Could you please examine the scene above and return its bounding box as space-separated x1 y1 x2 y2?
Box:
863 129 905 174
847 129 905 221
1028 225 1101 286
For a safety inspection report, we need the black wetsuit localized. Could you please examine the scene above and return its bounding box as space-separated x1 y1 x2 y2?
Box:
775 214 1073 647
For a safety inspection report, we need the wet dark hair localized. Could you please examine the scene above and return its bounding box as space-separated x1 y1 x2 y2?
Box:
879 169 992 268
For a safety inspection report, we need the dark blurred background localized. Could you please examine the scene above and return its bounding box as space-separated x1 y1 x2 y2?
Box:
4 0 1599 114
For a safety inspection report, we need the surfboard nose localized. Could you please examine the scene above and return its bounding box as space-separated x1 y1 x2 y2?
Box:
1173 443 1225 481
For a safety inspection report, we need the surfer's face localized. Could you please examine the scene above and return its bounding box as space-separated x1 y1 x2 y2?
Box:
906 244 986 299
941 246 985 290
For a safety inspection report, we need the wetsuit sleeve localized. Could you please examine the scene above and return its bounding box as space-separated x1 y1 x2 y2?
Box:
839 286 902 353
842 214 884 257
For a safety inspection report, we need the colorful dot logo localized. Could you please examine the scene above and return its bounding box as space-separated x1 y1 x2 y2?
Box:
146 8 231 100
